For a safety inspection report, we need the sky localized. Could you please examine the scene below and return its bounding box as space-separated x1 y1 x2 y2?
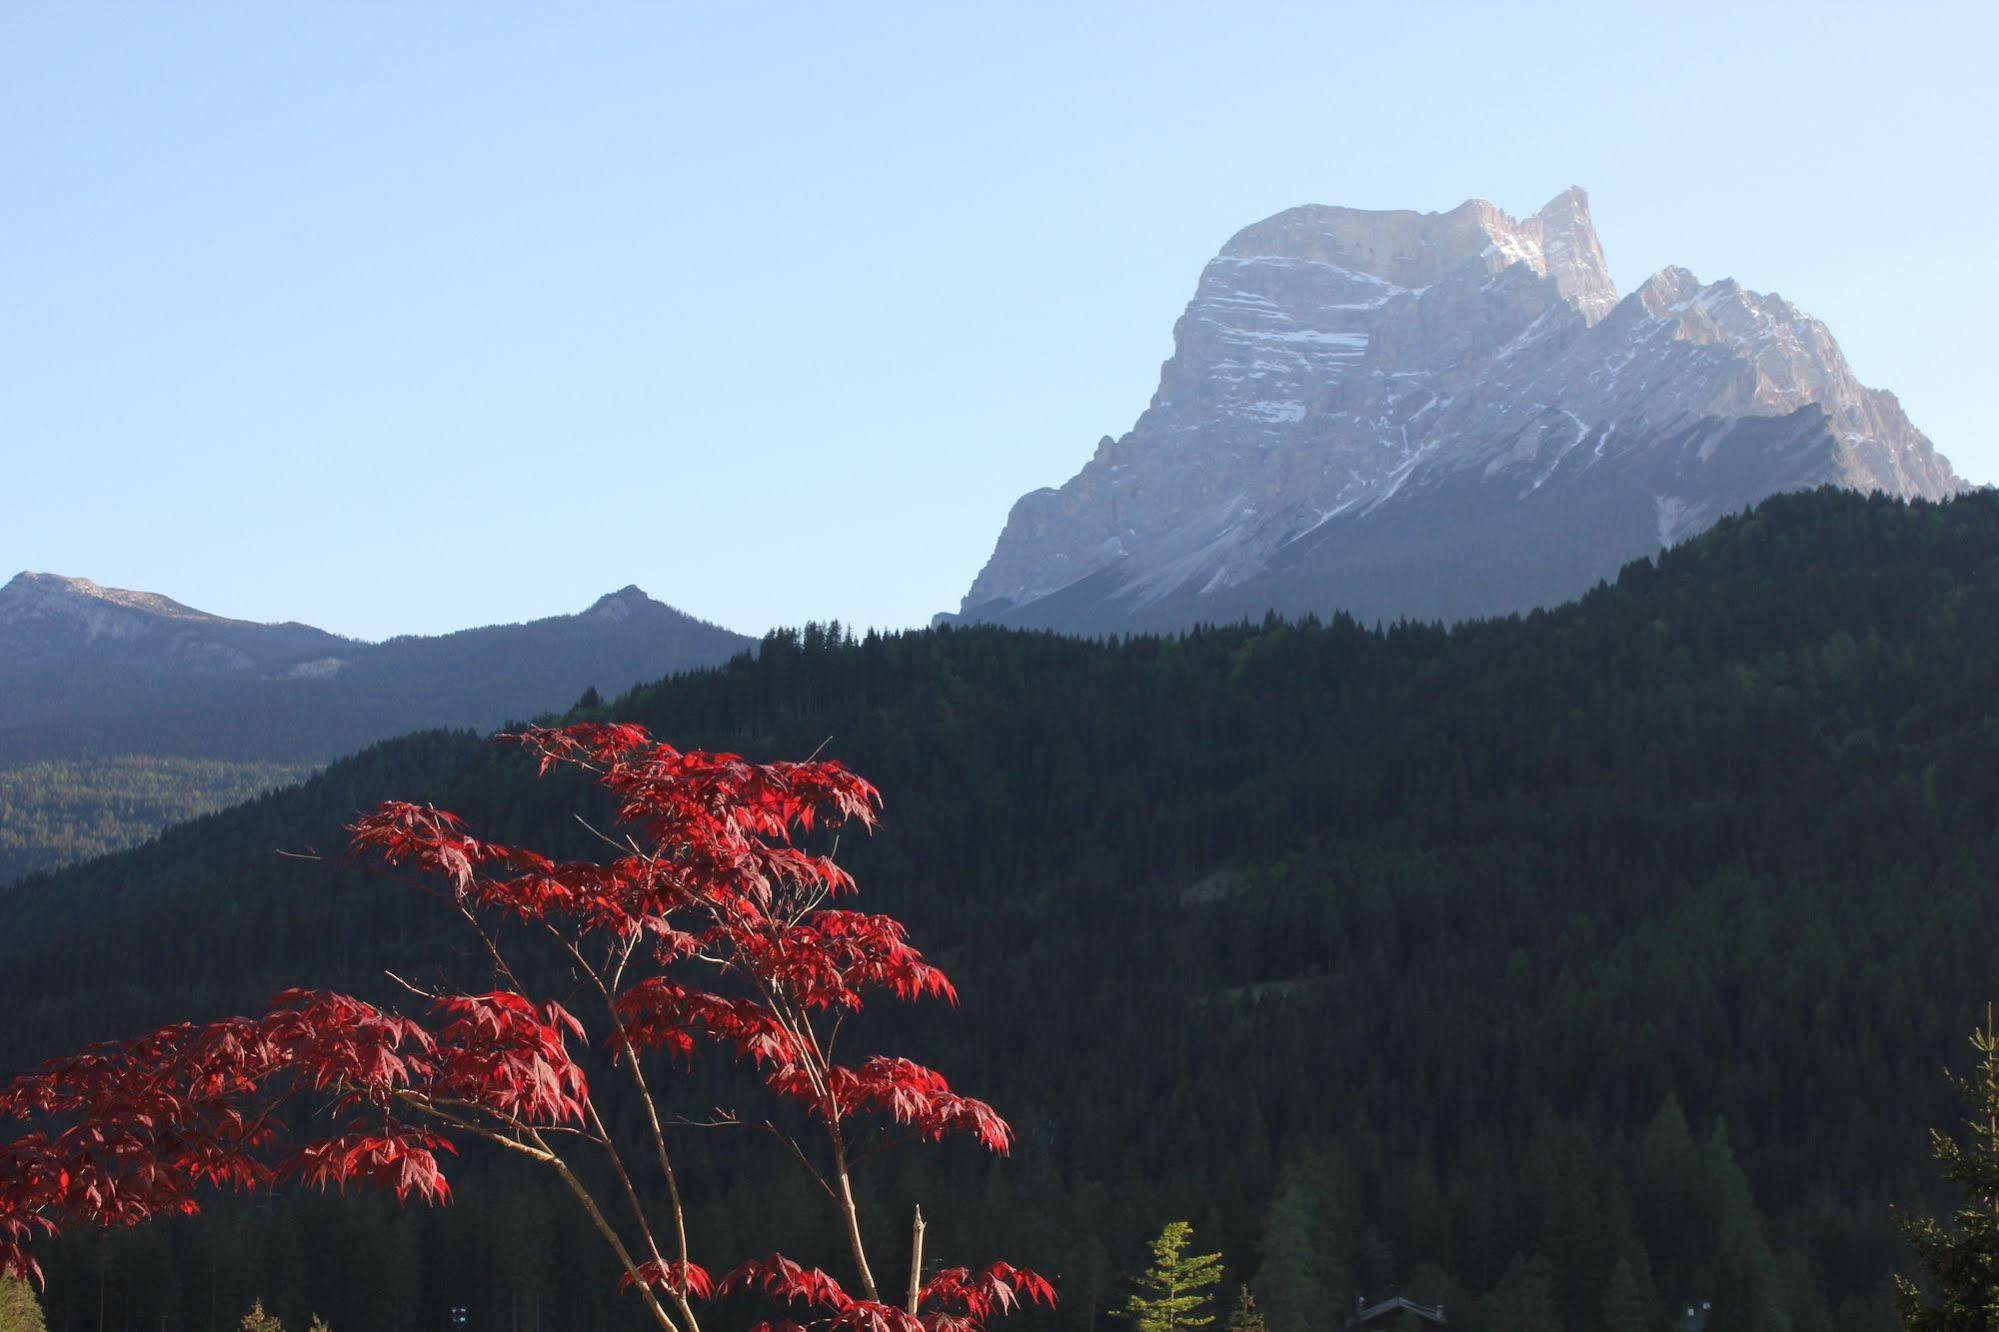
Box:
4 2 1995 641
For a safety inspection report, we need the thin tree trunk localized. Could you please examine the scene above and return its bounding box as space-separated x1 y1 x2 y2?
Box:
544 1154 685 1332
905 1206 927 1314
830 1134 879 1302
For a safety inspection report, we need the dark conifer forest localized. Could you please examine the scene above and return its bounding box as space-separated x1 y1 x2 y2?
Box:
7 487 1999 1330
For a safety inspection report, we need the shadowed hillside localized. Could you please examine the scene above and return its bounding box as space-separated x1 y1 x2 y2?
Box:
6 487 1999 1330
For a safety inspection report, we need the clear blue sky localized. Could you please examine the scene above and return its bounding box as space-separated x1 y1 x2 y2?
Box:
5 2 1993 640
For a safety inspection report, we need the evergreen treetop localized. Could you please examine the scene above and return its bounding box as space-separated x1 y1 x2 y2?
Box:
1224 1286 1265 1332
1897 1009 1999 1329
1599 1255 1653 1332
1118 1222 1225 1332
1255 1151 1350 1332
238 1301 286 1332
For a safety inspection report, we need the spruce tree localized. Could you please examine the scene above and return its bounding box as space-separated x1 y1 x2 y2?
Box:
1702 1120 1791 1331
1117 1222 1225 1332
1483 1255 1563 1332
1600 1255 1653 1332
1897 1011 1999 1329
0 1277 48 1332
238 1300 286 1332
1224 1286 1266 1332
1255 1152 1350 1332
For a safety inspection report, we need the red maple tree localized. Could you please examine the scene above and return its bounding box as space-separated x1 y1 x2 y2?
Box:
0 723 1053 1332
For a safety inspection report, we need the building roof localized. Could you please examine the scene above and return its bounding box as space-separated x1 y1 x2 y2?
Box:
1349 1295 1447 1326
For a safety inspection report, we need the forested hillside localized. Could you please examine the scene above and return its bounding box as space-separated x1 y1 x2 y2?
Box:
6 487 1999 1330
0 757 317 883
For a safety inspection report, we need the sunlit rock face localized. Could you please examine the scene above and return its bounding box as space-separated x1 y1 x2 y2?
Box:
953 188 1964 632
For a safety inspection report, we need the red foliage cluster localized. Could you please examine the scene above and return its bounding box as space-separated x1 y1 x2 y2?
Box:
0 980 598 1283
719 1255 1056 1332
762 1058 1013 1153
622 1258 717 1299
0 724 1050 1332
425 992 589 1125
285 1126 456 1205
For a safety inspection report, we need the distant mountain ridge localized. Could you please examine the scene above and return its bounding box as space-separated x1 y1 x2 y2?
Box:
0 573 745 685
952 187 1967 632
0 572 350 673
0 573 755 878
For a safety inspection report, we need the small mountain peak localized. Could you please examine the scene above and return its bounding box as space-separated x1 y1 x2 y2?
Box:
1 572 220 623
1521 185 1617 324
1634 265 1703 312
1424 188 1616 323
1534 185 1592 219
5 571 96 597
587 585 658 623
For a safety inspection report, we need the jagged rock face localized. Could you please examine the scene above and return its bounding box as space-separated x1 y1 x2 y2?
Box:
956 187 1965 631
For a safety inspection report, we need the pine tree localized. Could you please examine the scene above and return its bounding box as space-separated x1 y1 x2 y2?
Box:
306 1317 331 1332
1702 1120 1791 1331
0 1277 48 1332
1356 1226 1396 1304
1224 1286 1265 1332
1117 1222 1225 1332
1600 1255 1653 1332
238 1300 286 1332
1483 1255 1563 1332
1897 1010 1999 1329
1255 1151 1351 1332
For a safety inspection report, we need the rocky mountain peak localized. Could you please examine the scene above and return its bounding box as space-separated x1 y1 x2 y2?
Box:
1526 186 1619 323
1212 187 1618 335
0 572 355 673
0 571 223 627
1633 265 1703 312
953 187 1965 634
587 585 657 623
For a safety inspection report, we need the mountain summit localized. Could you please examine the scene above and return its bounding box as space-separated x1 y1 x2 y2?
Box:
952 188 1964 631
0 573 756 762
0 572 350 672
